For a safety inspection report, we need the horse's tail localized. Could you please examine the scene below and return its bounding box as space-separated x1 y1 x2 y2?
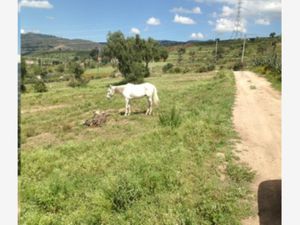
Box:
152 87 160 106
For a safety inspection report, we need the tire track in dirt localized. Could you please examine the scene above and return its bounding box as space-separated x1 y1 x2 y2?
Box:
233 71 281 225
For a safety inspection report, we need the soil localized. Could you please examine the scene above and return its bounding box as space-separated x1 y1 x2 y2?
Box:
233 71 281 225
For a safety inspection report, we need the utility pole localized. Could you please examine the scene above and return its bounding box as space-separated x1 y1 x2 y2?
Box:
215 38 218 64
241 34 246 63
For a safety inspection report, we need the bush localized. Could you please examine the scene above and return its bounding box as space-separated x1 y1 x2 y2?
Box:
159 106 182 129
21 84 26 93
207 64 215 71
183 67 190 73
33 80 47 93
252 56 281 75
232 61 244 71
68 77 89 87
68 63 90 87
197 64 215 73
162 63 174 73
172 67 181 73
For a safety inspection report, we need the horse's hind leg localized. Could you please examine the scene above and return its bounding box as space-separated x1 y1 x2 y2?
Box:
125 98 130 116
145 98 150 115
147 97 153 115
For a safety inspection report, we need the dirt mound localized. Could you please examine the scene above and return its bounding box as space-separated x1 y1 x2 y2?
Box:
83 110 110 127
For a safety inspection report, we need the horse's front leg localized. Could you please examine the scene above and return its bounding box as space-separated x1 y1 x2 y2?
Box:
125 98 130 116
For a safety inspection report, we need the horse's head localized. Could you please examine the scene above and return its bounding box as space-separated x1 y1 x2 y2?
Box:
106 85 115 99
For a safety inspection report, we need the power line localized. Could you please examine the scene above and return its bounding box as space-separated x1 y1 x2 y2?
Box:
231 0 244 39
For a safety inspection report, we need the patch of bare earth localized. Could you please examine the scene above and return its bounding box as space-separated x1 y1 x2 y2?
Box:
233 71 281 225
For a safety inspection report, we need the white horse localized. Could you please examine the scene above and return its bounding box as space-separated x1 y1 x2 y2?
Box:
106 82 159 116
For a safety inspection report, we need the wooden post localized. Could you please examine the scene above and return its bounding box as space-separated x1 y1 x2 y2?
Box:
241 35 246 63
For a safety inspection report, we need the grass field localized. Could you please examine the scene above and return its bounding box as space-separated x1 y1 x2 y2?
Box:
83 66 115 80
20 70 255 224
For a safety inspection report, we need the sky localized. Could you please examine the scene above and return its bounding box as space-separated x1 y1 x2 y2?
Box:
18 0 281 42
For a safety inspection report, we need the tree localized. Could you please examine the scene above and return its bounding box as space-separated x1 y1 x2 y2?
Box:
90 47 100 61
177 47 186 63
140 37 161 76
159 48 169 62
269 32 276 38
101 31 162 83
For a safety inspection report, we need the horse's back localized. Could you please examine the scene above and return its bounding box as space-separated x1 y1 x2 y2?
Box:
123 82 155 98
127 82 155 90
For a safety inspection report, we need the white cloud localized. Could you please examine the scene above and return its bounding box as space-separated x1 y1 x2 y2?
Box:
173 14 196 25
20 29 25 34
146 17 160 26
190 32 204 39
260 1 281 13
19 0 53 10
221 6 234 17
209 0 281 18
171 6 201 14
208 0 280 34
215 18 246 33
255 18 270 25
130 27 140 35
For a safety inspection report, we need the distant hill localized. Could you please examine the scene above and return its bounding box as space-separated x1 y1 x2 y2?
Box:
21 33 102 55
158 40 185 46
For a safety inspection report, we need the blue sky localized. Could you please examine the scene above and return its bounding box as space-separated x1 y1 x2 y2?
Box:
19 0 281 42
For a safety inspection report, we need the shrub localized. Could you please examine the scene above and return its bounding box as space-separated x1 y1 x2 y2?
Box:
162 63 174 73
68 63 89 87
183 67 190 73
207 64 215 71
252 56 281 76
232 61 244 71
33 79 47 93
110 177 142 212
68 77 89 87
172 67 181 73
197 64 215 73
159 106 182 129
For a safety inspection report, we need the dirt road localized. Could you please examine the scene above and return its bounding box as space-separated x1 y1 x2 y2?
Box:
233 71 281 225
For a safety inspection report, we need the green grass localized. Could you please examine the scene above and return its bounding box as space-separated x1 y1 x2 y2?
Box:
252 66 281 91
20 70 254 224
83 66 115 79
